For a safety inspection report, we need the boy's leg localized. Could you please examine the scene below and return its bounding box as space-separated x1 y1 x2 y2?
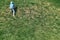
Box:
12 9 15 16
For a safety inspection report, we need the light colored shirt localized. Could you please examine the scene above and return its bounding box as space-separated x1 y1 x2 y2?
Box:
10 2 15 9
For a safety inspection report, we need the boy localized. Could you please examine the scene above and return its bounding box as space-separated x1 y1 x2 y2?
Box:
10 1 15 16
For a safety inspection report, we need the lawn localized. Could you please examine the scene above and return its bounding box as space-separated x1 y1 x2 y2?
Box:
0 0 60 40
47 0 60 7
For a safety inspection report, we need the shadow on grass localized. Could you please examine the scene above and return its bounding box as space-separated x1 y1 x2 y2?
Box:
14 6 18 15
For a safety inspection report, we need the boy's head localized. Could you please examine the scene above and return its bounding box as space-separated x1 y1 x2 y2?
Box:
10 1 14 4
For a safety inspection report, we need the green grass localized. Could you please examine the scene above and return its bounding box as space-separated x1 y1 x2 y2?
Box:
47 0 60 7
0 0 60 40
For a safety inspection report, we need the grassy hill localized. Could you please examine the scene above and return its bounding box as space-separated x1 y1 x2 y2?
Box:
0 0 60 40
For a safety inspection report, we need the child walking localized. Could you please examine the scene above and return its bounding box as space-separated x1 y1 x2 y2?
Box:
10 1 15 16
